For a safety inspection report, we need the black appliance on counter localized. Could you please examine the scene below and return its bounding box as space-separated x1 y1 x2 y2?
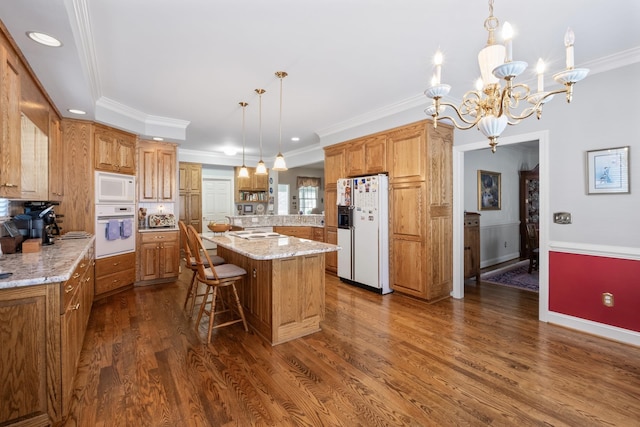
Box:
15 202 61 245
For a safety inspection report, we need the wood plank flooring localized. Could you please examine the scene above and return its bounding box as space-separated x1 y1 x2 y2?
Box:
63 268 640 426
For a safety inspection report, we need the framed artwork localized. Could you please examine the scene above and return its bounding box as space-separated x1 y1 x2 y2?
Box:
586 146 630 194
478 170 501 210
243 204 253 213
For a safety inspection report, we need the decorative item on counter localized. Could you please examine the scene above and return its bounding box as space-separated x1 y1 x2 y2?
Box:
207 220 231 233
138 207 147 228
148 213 176 228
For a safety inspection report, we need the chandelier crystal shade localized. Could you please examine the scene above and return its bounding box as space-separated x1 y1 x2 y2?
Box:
272 71 288 171
424 0 589 153
238 101 249 178
255 88 268 175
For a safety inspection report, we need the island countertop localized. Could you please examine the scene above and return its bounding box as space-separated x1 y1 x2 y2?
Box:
0 236 95 289
202 231 339 260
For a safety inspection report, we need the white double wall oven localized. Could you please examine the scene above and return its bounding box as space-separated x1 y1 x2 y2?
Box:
94 171 136 259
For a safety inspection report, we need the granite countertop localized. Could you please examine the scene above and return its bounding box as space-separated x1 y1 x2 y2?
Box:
0 236 95 290
202 231 340 261
226 214 325 229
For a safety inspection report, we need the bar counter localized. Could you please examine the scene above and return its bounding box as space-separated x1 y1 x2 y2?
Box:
202 232 340 345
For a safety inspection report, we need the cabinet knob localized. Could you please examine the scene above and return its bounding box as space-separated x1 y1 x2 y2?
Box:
65 285 74 293
113 262 120 266
71 303 80 311
253 268 257 278
1 183 18 187
72 273 81 279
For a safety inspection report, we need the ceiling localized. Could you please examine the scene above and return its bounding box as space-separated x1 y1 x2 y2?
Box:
1 0 639 167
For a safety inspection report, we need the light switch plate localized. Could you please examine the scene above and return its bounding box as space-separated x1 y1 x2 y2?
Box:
554 212 572 224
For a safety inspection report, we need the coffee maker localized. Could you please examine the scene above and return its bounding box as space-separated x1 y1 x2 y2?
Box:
22 202 61 245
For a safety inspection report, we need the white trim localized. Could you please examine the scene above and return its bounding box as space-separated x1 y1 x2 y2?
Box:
547 312 640 347
549 241 640 261
452 130 550 324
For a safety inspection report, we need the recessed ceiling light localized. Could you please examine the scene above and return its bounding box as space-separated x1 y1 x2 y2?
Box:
152 137 164 141
223 148 237 156
291 137 300 142
67 109 86 115
27 31 62 47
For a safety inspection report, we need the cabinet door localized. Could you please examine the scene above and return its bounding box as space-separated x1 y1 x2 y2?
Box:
139 146 157 201
159 239 180 278
235 167 252 191
252 171 268 191
139 241 160 281
187 193 202 232
20 114 49 200
94 130 116 172
48 115 64 200
187 163 201 192
364 136 387 174
345 142 365 177
157 148 176 201
0 46 21 198
325 228 338 273
324 187 337 228
116 136 136 175
388 122 426 183
324 147 344 187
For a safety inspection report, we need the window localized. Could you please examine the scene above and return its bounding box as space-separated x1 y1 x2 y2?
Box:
298 186 318 215
277 184 289 215
0 198 8 219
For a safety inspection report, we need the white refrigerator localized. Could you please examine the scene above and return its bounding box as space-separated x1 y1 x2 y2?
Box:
337 174 391 294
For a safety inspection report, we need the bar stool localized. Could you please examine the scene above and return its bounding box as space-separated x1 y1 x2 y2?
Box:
178 221 225 317
188 225 248 343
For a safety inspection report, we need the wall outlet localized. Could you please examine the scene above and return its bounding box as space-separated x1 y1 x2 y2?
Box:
602 292 614 307
251 217 259 223
504 241 507 248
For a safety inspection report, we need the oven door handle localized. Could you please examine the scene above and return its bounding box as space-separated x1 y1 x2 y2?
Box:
97 216 134 224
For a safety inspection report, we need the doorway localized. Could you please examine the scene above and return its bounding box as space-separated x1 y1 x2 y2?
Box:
202 178 233 250
452 130 549 323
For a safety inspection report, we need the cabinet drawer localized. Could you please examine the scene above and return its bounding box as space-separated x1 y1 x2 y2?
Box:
139 230 178 243
96 252 136 277
60 258 91 313
95 268 135 295
464 219 479 227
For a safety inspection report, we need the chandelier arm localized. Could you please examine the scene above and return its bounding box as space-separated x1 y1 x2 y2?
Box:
507 86 569 121
439 101 482 127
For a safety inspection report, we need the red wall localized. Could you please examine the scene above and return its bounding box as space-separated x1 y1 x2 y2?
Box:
549 252 640 332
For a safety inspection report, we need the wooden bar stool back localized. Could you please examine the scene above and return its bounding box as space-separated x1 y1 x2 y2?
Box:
178 221 225 317
188 225 248 343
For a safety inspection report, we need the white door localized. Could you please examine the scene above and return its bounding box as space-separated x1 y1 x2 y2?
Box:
202 178 233 223
202 178 233 249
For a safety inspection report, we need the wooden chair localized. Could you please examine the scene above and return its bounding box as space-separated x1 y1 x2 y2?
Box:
178 221 225 317
525 223 539 274
188 225 248 343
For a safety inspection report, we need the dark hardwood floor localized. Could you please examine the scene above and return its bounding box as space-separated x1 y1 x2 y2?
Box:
63 267 640 426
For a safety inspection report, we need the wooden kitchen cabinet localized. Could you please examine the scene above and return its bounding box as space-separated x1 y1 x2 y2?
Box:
324 146 345 187
95 252 135 298
325 228 338 274
138 140 177 202
274 226 313 240
234 166 268 202
312 226 325 242
94 124 136 175
179 162 202 232
48 114 64 201
20 113 49 200
138 230 180 283
0 248 94 426
345 135 387 177
464 212 481 280
0 44 21 198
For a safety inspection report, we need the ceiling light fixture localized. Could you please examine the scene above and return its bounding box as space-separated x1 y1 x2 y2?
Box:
272 71 288 171
67 109 86 115
255 88 268 175
27 31 62 47
424 0 588 153
238 102 250 179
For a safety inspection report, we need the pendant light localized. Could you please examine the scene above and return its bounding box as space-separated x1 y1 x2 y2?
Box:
272 71 288 171
238 101 249 178
255 88 268 175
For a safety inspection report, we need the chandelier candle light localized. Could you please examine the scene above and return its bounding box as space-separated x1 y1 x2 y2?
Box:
255 88 268 175
238 102 250 178
272 71 288 171
424 0 589 153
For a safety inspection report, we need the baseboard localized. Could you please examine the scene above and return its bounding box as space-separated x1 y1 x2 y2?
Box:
481 252 521 269
547 311 640 347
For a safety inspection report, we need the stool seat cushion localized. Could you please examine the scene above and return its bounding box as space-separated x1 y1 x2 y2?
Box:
189 255 225 267
204 263 246 280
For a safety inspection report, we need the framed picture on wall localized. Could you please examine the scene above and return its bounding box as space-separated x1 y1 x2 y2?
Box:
478 170 501 210
586 146 630 194
243 204 253 213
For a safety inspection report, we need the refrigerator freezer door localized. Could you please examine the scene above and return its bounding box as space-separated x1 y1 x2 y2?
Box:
337 227 353 280
353 206 380 288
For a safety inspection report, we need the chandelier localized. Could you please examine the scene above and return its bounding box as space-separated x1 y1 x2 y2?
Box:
424 0 589 153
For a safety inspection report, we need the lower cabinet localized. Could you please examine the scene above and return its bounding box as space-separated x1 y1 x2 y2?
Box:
273 226 324 242
138 230 180 283
464 213 481 280
0 252 94 426
325 228 338 274
95 252 135 298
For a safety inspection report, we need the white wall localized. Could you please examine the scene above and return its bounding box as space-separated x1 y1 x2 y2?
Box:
276 166 324 214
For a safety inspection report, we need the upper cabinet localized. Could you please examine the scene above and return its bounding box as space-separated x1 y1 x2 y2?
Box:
345 135 387 177
0 45 21 198
234 167 268 202
48 114 64 201
324 147 345 189
94 125 136 175
138 140 177 202
20 114 49 200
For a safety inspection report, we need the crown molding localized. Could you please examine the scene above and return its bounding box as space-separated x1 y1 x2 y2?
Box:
65 0 101 102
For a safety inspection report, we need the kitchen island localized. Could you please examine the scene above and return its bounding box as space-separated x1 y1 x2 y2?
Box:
202 231 339 345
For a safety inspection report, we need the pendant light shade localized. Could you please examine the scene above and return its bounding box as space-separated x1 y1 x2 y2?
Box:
255 88 268 175
272 71 288 171
238 101 249 178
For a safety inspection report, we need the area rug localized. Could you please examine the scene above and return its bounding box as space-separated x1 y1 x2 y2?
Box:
480 260 539 293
